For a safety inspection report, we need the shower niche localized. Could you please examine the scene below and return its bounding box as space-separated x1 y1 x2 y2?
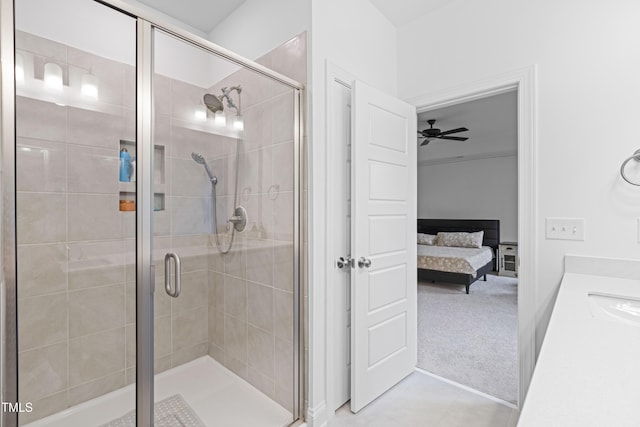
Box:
118 139 166 211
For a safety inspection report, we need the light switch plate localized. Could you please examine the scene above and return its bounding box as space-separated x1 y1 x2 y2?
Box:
545 218 585 241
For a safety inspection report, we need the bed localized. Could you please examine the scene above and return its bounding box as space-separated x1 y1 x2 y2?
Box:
417 219 500 294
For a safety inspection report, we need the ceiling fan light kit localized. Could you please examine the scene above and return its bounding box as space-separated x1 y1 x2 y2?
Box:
418 119 469 146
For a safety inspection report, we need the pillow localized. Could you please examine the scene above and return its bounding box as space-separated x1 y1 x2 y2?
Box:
436 231 484 248
417 233 437 245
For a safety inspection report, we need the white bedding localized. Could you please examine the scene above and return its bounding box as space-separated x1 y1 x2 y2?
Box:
417 245 493 278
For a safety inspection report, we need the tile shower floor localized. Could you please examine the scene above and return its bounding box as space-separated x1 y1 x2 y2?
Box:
25 356 292 427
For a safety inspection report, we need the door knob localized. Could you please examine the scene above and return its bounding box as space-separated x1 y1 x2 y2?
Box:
336 256 353 269
358 257 372 269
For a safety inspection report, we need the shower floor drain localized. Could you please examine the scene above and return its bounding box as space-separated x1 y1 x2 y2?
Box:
101 394 206 427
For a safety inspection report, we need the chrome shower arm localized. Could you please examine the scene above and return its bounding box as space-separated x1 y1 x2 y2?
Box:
220 85 242 114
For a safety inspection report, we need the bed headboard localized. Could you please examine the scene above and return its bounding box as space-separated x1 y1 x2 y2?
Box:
417 219 500 250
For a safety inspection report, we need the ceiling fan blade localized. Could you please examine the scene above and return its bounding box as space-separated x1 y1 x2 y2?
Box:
420 140 430 146
438 127 468 136
438 136 468 141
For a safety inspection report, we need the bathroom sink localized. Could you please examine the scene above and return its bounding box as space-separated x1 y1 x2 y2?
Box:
588 292 640 328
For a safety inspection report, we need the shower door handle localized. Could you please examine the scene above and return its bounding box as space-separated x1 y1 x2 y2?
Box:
164 253 182 298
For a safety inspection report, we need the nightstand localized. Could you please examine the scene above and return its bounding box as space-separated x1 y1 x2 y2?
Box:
498 242 518 278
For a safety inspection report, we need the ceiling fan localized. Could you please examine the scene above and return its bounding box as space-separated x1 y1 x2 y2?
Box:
418 119 469 146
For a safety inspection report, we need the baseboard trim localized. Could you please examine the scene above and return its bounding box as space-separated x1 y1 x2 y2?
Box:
306 401 327 427
415 367 519 410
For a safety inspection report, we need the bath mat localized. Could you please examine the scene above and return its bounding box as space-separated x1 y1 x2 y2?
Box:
101 394 206 427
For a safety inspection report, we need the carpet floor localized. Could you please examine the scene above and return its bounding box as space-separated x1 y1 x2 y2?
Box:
417 273 518 404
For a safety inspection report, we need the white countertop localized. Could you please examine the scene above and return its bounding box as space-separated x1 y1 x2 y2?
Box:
518 255 640 427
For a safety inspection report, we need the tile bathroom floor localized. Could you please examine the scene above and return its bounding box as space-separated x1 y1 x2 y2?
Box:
329 370 519 427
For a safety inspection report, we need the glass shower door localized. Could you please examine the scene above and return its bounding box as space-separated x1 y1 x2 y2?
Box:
151 28 300 426
7 1 301 425
13 0 139 425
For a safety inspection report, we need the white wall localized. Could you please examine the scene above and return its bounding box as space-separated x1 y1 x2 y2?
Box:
311 0 398 96
206 0 311 102
120 0 209 39
16 0 136 65
154 30 219 88
418 156 518 241
17 0 217 88
398 0 640 352
214 1 400 423
309 1 397 425
208 0 311 61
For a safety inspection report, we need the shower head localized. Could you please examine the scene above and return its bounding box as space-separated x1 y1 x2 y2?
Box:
191 152 217 184
203 93 224 114
191 152 206 165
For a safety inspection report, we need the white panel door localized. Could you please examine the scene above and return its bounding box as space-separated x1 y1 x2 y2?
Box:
350 80 417 412
328 78 352 410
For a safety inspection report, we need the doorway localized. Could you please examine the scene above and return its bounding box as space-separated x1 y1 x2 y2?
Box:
416 91 519 405
325 65 537 415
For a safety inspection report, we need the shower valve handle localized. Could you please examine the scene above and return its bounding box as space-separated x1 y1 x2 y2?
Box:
228 206 247 232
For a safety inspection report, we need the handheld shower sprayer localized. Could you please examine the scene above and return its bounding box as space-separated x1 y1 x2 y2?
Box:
193 83 246 255
191 152 217 185
191 151 247 254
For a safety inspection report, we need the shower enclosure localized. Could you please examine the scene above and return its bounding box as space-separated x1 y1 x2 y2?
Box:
1 0 303 425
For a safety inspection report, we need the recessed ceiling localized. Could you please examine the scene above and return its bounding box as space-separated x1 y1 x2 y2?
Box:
417 91 517 162
135 0 246 33
368 0 460 27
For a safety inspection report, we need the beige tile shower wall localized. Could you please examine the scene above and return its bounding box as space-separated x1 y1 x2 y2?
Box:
149 72 233 375
207 33 306 414
15 28 306 424
15 30 135 425
15 32 213 424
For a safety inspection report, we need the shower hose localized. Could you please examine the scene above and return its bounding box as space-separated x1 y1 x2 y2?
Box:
210 141 241 254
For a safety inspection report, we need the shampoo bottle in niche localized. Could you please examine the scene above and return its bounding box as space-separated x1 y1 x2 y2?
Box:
119 148 130 182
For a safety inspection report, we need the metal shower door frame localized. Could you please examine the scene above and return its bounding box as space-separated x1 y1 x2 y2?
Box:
136 18 155 427
0 0 18 425
0 0 305 425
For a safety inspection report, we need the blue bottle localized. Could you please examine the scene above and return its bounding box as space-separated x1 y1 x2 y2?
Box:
119 148 131 182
